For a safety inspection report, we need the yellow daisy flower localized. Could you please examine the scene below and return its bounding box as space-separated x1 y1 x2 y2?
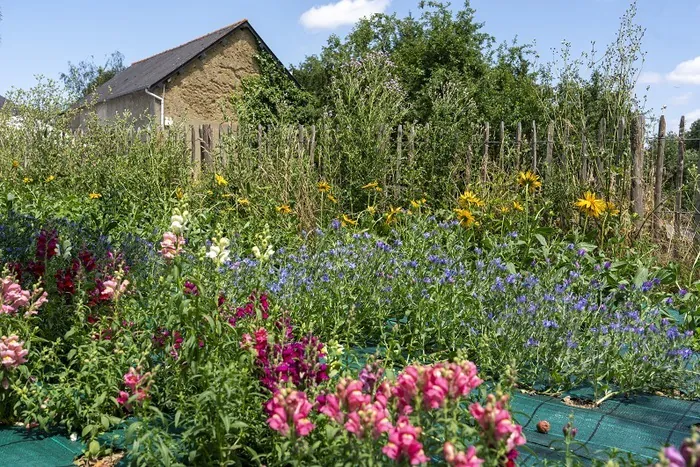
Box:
89 193 102 199
454 208 475 227
215 174 228 186
175 187 184 200
237 198 250 206
410 199 422 209
317 181 331 193
342 214 357 226
12 160 20 169
45 175 55 183
517 171 542 193
575 191 606 218
276 204 293 214
512 201 524 212
366 205 377 215
605 201 619 216
327 193 338 204
458 190 485 208
23 177 33 184
385 206 402 224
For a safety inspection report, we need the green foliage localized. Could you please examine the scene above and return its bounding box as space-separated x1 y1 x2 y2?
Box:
60 51 125 101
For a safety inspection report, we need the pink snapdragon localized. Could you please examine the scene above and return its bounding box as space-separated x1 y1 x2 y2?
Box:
469 394 526 458
0 335 29 370
1 276 48 317
117 367 152 411
266 388 315 437
382 416 429 465
159 232 185 260
444 442 484 467
100 277 129 301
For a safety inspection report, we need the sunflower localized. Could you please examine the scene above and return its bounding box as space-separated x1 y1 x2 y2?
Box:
454 208 475 227
342 214 357 226
362 181 379 190
512 201 524 212
317 181 331 193
276 204 292 214
605 201 619 216
517 171 542 192
215 174 228 186
385 206 402 224
458 190 485 207
575 191 606 218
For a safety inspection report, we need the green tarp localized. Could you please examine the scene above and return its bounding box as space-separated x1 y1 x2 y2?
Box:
0 426 84 467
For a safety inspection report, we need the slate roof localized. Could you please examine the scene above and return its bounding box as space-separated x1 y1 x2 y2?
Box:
87 19 291 105
0 95 6 110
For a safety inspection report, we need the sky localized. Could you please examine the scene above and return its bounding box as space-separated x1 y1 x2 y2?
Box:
0 0 699 129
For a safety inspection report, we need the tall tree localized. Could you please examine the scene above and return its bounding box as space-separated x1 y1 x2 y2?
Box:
60 51 125 101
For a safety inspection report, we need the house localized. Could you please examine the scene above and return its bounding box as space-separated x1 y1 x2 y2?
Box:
72 19 290 129
0 95 6 110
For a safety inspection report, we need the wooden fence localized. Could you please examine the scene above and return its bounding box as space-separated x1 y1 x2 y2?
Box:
184 116 699 242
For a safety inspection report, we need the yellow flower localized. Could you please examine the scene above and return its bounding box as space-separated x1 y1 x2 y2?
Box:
575 191 606 218
362 181 378 190
207 190 214 195
366 205 377 215
327 193 338 204
410 199 422 209
215 174 228 186
276 204 292 214
375 186 383 193
23 177 33 184
454 208 475 227
45 175 55 183
605 201 619 216
175 187 184 200
458 190 485 208
317 181 331 193
517 171 542 192
385 206 402 224
499 206 510 215
237 198 250 207
512 201 524 212
89 193 102 199
12 160 20 169
342 214 357 226
221 193 235 198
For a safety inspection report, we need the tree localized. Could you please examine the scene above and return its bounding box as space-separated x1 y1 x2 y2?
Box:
60 51 125 101
687 118 700 152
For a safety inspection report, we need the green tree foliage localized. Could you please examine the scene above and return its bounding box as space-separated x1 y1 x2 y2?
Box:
292 1 543 126
60 51 125 101
232 52 318 125
687 118 700 152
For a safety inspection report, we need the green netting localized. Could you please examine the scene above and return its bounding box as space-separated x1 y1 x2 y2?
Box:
0 426 84 467
514 392 700 464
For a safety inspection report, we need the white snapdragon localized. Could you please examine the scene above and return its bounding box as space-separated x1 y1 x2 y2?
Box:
170 207 190 235
252 233 274 262
206 237 230 266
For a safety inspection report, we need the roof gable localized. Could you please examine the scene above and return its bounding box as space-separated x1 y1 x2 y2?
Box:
89 19 252 103
0 95 6 110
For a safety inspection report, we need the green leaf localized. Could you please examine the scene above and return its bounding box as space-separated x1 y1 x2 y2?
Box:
89 440 100 456
535 234 547 247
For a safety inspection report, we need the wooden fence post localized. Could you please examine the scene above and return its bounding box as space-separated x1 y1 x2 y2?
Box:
310 125 317 169
653 116 666 234
675 116 686 237
596 118 606 191
545 122 554 178
499 121 505 171
580 124 588 184
200 124 213 169
396 124 403 197
481 123 490 182
191 124 201 179
531 121 537 173
630 114 645 229
515 121 522 172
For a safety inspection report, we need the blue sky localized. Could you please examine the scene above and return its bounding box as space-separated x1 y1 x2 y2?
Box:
1 0 699 128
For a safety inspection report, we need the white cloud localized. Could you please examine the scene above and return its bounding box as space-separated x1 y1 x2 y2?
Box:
300 0 391 30
686 108 700 124
670 92 693 106
666 56 700 85
638 71 663 85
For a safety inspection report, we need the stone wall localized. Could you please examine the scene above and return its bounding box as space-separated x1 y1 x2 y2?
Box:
72 91 157 130
163 27 260 124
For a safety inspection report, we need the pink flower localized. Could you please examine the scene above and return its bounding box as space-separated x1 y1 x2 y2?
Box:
382 416 428 465
159 232 185 260
118 367 151 411
266 389 315 438
316 393 343 423
444 442 484 467
340 379 369 412
123 367 142 391
470 394 526 455
0 335 28 369
1 276 47 316
116 391 130 406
